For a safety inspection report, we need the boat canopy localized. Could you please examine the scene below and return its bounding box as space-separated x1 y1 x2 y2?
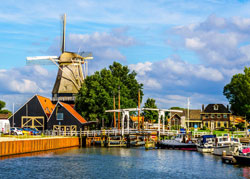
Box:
202 135 216 143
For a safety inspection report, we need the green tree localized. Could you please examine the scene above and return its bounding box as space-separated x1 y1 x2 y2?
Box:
0 100 11 114
170 107 185 110
223 67 250 120
142 98 158 123
75 62 143 126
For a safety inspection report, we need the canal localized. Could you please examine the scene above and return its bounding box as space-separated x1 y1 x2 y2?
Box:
0 147 249 179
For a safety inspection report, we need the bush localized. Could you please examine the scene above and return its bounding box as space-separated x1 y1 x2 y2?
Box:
219 127 225 131
201 126 207 130
230 126 236 131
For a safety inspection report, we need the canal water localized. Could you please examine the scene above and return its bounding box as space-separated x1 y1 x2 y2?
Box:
0 147 249 179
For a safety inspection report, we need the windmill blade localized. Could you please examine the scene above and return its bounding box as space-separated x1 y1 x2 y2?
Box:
80 52 93 60
62 14 66 53
26 56 59 65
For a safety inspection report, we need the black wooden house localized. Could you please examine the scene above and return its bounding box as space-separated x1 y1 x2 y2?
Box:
47 101 87 131
8 95 55 130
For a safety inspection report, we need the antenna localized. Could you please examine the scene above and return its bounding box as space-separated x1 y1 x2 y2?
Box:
62 14 66 53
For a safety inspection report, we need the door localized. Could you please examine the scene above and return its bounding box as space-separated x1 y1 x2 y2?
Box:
211 121 214 130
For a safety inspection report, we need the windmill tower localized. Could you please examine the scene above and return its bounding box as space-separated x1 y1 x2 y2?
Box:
27 14 93 104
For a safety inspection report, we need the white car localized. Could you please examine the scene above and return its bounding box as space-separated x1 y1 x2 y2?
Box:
10 127 23 135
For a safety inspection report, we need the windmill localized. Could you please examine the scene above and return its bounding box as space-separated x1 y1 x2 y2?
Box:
26 14 93 104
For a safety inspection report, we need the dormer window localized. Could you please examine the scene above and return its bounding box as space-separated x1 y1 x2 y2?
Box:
214 104 218 111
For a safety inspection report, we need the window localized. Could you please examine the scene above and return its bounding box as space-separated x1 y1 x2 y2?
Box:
217 122 221 128
214 104 219 110
57 113 64 120
224 122 227 128
206 122 208 127
205 115 209 119
223 114 227 119
217 114 221 118
211 114 215 118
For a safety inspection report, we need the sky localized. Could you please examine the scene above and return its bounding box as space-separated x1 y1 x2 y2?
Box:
1 0 250 111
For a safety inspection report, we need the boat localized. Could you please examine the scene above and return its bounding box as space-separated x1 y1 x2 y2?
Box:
233 146 250 165
213 134 242 156
160 134 197 151
196 135 216 153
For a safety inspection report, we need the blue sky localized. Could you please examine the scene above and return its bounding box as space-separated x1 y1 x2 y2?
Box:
1 0 250 111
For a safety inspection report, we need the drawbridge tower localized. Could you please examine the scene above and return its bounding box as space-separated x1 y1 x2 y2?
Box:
27 14 93 104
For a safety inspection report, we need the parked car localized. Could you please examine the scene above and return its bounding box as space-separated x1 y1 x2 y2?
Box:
10 127 23 135
30 128 41 135
20 128 31 135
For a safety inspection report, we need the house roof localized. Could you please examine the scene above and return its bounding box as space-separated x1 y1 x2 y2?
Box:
0 113 9 119
37 95 55 117
230 116 246 123
170 109 201 120
60 102 87 123
130 116 144 122
203 104 230 113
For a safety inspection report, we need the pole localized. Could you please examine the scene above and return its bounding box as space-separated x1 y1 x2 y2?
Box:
12 103 14 127
113 95 116 128
118 87 120 130
138 89 140 130
187 97 190 132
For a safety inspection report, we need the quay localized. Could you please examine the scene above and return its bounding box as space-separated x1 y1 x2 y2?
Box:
0 137 79 157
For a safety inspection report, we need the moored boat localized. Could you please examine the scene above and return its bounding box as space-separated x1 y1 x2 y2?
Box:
233 146 250 165
160 134 197 151
196 135 216 153
213 134 242 156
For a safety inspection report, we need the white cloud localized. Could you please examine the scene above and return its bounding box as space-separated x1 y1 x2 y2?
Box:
9 79 38 93
129 62 152 76
185 38 205 50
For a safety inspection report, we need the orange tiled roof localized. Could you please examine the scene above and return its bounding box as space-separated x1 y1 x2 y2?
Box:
60 102 87 123
130 116 144 122
230 116 246 123
37 95 55 117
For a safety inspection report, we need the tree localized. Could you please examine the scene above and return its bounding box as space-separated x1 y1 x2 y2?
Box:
170 107 185 110
223 67 250 120
142 98 158 123
75 62 143 126
0 100 11 114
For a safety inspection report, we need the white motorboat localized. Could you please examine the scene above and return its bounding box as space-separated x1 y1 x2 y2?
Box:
196 135 216 153
213 134 242 156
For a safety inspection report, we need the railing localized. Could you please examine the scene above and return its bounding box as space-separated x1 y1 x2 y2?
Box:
41 129 248 138
41 129 180 137
193 131 212 138
232 131 247 137
52 96 76 102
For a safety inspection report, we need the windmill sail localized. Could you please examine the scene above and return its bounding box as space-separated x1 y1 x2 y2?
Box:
26 56 59 65
26 14 93 104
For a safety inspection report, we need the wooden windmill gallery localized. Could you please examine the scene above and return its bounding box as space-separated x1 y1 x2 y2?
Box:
9 14 92 132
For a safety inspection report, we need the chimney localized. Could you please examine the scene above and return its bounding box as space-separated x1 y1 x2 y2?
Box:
202 104 204 111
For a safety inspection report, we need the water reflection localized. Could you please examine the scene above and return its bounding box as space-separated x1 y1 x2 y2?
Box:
0 147 249 179
242 167 250 179
0 147 79 160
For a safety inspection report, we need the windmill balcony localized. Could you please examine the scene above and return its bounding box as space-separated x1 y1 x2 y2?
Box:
52 96 76 102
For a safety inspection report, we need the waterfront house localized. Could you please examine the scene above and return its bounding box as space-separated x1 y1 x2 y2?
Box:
130 115 144 129
8 95 55 130
201 104 231 130
47 101 88 131
169 109 202 129
0 113 10 133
